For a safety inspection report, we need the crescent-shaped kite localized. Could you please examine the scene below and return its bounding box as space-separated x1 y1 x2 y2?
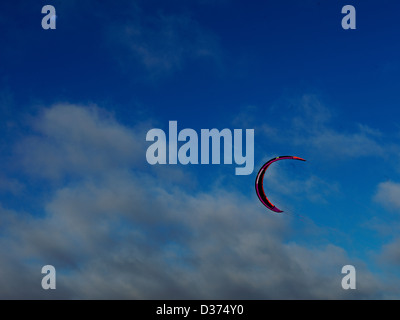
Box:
255 156 306 213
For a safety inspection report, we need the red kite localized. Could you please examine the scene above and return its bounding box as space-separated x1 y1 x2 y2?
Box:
255 156 306 213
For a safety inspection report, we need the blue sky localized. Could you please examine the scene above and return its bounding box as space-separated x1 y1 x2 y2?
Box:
0 0 400 298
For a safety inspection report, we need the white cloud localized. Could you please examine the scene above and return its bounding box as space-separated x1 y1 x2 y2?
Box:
374 181 400 212
16 103 147 180
378 238 400 266
0 175 24 195
258 94 385 159
0 103 394 299
0 176 385 299
108 10 221 79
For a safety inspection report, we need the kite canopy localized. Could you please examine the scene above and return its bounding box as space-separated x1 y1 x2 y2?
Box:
255 156 306 213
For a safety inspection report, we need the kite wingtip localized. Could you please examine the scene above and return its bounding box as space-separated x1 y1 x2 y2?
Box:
272 206 283 213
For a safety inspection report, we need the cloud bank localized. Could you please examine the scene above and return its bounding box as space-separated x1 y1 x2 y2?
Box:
0 103 395 299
